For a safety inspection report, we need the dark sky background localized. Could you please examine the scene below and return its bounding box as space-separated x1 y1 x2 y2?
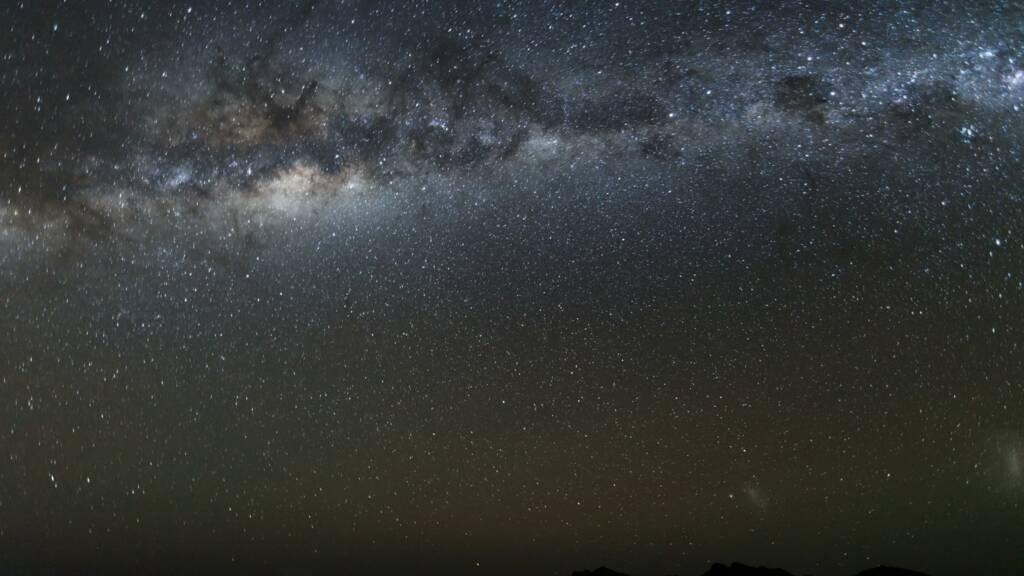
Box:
1 1 1023 574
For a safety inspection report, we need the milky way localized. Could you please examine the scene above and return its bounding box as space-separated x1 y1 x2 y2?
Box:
1 2 1023 575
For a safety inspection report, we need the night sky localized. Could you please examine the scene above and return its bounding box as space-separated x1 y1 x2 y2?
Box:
1 1 1023 575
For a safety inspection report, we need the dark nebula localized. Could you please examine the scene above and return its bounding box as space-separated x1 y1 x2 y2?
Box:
1 1 1022 575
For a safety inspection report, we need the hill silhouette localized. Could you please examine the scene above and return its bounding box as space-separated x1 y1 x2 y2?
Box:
854 568 930 576
573 568 632 576
570 563 930 576
702 562 797 576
